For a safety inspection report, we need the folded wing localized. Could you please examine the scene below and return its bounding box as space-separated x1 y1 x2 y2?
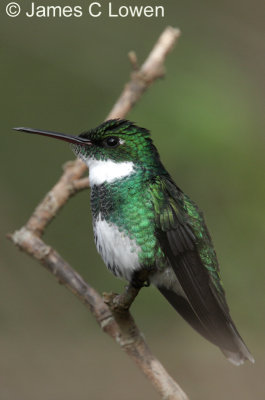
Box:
150 176 254 365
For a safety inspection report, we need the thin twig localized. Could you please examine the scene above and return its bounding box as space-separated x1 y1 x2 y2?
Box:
8 27 188 400
107 26 181 120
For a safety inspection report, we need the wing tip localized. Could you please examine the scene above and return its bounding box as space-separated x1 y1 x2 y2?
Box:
224 322 255 365
222 348 255 366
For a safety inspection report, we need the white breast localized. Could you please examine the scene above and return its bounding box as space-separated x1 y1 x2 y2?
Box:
86 158 135 186
93 214 141 281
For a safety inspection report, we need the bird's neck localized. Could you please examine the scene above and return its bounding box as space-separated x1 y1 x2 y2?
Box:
86 157 166 186
86 158 135 186
87 157 165 221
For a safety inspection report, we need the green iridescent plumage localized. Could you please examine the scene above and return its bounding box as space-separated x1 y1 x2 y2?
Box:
91 170 167 268
149 176 224 294
84 120 224 292
80 119 253 364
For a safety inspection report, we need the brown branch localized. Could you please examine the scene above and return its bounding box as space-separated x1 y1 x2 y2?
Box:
8 26 188 400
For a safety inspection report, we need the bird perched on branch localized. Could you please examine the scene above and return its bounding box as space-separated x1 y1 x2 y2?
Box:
14 119 254 365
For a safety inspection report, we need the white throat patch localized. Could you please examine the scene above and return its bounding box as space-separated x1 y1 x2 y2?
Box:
86 158 135 186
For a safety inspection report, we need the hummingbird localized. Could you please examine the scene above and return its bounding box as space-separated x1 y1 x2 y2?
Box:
14 119 254 365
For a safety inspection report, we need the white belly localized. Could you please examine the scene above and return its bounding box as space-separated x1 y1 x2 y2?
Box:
93 214 141 281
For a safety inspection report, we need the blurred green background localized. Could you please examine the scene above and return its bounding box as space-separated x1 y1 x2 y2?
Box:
1 0 264 399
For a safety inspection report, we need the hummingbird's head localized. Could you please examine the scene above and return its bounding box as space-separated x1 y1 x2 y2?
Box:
74 119 159 166
14 119 164 186
14 119 160 167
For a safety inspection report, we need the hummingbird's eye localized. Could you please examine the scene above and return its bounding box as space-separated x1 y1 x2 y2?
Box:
104 136 120 148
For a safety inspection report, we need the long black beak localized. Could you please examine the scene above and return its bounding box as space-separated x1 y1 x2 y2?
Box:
13 127 92 146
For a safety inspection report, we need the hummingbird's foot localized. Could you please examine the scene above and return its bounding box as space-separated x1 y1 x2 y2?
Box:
103 287 139 313
103 291 119 305
130 270 150 289
130 279 147 289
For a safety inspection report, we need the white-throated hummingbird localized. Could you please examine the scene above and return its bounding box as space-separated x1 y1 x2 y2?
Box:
14 119 254 365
